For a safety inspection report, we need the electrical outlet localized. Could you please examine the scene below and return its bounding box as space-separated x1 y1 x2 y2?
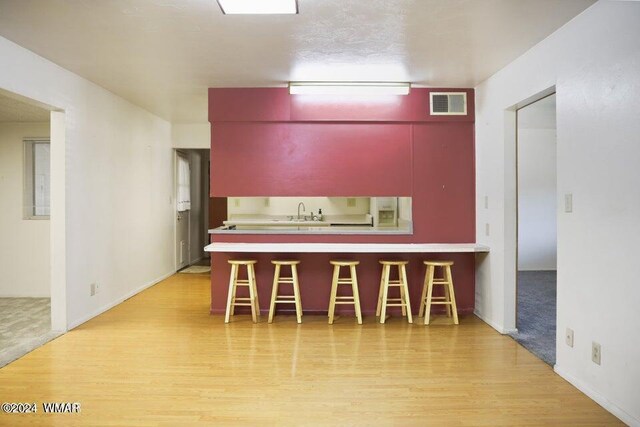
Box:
90 283 96 296
565 193 573 213
95 282 100 294
592 342 601 365
347 198 356 207
565 328 574 347
234 198 240 207
485 223 490 236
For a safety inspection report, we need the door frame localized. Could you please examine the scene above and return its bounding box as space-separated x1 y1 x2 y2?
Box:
504 85 556 332
515 91 557 329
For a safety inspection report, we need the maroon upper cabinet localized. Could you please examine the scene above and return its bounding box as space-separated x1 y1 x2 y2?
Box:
211 123 412 197
208 88 474 123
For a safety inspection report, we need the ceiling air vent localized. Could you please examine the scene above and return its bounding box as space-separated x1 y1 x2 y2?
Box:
430 92 467 115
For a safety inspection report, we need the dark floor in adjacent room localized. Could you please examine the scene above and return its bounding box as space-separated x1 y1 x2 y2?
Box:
509 271 557 365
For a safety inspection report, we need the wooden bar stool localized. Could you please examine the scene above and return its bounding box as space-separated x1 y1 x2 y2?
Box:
419 261 459 325
376 260 412 324
224 260 260 323
268 260 303 324
328 260 362 324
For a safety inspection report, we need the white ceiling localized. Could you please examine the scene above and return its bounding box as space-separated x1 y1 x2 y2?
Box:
0 92 50 122
0 0 595 122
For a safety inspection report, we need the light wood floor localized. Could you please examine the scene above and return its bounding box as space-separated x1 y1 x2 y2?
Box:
0 273 622 426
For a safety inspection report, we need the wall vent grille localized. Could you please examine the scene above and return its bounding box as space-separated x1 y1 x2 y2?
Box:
430 92 467 115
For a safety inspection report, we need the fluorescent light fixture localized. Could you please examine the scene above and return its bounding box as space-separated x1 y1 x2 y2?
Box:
217 0 298 14
289 82 411 96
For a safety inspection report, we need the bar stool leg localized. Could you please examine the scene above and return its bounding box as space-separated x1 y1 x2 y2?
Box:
398 266 407 317
443 267 453 318
445 265 459 325
424 265 435 325
268 264 281 323
350 264 363 325
376 266 385 317
379 264 391 324
250 264 260 318
418 265 429 318
224 263 237 324
328 265 340 324
292 264 303 324
247 266 258 323
400 264 412 324
230 264 239 316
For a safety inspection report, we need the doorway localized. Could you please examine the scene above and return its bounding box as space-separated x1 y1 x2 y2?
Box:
509 94 557 365
0 91 63 367
175 149 210 272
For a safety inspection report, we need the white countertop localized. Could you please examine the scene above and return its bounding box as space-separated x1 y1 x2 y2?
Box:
205 242 490 253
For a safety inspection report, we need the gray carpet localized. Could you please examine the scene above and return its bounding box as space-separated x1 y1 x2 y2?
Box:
0 298 62 368
509 271 556 365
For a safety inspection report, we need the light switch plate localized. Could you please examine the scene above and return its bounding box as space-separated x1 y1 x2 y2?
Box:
565 328 574 347
484 196 489 209
592 342 601 365
565 193 573 213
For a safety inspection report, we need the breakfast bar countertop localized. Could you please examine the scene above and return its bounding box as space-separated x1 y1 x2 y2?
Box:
204 242 490 253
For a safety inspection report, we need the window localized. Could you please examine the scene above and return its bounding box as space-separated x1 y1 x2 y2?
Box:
24 138 50 219
177 154 191 212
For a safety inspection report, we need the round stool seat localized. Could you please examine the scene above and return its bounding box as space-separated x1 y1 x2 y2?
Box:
228 260 257 265
423 260 454 267
271 260 300 265
330 260 360 266
379 260 409 266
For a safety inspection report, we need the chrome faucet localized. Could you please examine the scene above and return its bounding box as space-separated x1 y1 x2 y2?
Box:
297 202 306 220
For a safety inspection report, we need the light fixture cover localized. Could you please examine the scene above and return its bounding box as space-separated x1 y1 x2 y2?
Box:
289 82 411 96
217 0 298 14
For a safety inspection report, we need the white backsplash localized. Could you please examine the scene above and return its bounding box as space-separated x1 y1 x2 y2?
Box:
228 197 371 217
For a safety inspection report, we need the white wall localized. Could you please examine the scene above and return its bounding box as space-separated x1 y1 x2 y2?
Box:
172 123 210 149
0 122 50 297
475 1 640 424
228 197 371 217
517 96 557 270
0 36 175 330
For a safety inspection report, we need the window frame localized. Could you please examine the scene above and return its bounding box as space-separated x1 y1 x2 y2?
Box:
23 137 51 220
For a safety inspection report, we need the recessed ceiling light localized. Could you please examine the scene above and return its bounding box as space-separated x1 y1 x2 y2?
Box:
217 0 298 15
289 82 411 96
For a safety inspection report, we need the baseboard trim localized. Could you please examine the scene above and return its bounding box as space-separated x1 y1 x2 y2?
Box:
67 270 175 330
473 309 517 334
554 365 638 426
